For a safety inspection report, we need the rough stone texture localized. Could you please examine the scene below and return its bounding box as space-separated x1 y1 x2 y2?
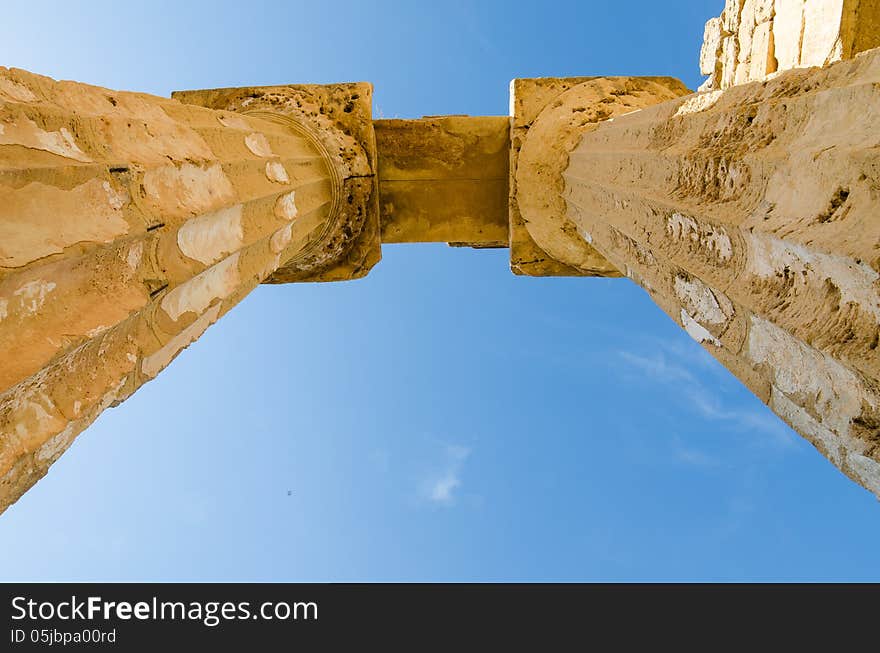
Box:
698 0 880 90
172 83 380 283
0 68 360 513
801 0 847 66
749 21 776 80
511 76 690 277
3 4 880 515
374 116 508 247
508 77 604 277
774 0 806 70
551 51 880 495
701 17 725 76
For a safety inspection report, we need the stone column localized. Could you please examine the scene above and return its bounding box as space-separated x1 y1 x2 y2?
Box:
514 51 880 495
0 68 374 512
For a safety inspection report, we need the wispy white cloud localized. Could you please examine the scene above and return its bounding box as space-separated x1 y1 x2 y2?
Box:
429 473 461 504
618 350 696 384
422 444 471 507
649 336 728 378
616 342 797 449
683 383 796 447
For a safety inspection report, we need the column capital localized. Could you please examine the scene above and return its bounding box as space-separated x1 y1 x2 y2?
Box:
509 76 690 277
172 82 381 283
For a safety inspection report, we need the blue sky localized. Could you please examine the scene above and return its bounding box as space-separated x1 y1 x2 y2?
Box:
2 0 879 581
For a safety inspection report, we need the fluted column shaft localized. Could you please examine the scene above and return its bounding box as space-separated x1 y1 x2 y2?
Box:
519 52 880 495
0 68 344 512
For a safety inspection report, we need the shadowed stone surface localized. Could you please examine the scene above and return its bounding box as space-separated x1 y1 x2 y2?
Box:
375 116 509 248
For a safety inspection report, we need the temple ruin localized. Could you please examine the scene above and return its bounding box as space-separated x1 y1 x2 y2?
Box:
1 0 879 513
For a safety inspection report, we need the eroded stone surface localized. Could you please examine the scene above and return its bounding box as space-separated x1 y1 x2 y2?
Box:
172 82 381 283
2 1 880 515
556 51 880 495
510 76 690 277
375 116 509 247
0 67 354 514
698 0 880 90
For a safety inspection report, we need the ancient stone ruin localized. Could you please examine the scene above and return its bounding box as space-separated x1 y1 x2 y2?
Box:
1 0 879 513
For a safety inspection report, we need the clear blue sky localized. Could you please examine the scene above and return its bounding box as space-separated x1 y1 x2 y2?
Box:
2 0 879 582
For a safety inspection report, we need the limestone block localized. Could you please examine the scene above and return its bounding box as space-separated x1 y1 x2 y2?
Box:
738 0 758 62
801 0 846 66
374 116 509 247
720 36 739 89
701 17 724 75
697 0 880 89
722 0 746 32
773 0 804 71
749 21 777 79
754 0 775 22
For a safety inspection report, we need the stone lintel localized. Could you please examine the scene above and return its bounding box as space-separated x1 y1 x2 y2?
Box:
172 82 382 283
374 116 509 248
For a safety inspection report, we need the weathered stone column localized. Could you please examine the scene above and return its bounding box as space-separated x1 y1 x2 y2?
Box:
514 52 880 495
0 68 375 512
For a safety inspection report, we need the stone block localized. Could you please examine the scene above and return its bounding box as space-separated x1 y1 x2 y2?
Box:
801 0 846 66
701 17 724 75
749 21 777 79
738 0 758 62
720 35 739 88
374 116 509 247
